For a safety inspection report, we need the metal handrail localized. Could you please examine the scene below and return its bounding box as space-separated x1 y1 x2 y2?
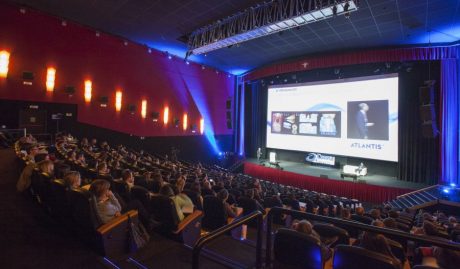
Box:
1 128 27 137
265 207 460 267
192 210 263 269
396 185 440 199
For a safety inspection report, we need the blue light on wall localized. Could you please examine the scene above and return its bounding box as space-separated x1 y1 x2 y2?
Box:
440 59 459 185
238 82 245 156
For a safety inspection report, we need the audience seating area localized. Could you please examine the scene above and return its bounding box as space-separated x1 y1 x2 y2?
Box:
13 133 460 269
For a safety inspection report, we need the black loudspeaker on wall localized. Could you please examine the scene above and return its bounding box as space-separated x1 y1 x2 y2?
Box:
226 99 232 129
419 80 439 138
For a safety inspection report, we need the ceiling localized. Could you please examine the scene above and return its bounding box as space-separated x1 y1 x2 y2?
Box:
5 0 460 75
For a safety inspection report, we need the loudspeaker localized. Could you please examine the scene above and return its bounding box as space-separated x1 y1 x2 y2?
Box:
226 99 232 110
420 104 436 122
22 71 34 80
151 112 159 121
65 86 75 95
419 86 434 104
422 121 439 138
226 111 232 129
128 104 136 114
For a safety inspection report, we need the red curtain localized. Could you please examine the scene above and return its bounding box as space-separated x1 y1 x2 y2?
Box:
244 162 412 204
243 46 459 81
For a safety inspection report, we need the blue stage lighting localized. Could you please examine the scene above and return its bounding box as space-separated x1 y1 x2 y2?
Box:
443 188 450 194
450 183 457 188
218 152 223 156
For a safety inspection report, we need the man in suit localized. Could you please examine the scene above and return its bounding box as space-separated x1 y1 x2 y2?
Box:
356 103 374 139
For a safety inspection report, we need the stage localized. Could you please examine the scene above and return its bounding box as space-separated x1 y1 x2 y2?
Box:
244 158 430 204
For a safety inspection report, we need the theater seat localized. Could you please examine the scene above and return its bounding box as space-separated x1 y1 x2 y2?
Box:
67 188 141 257
273 228 329 269
48 178 71 219
351 214 374 225
202 195 227 230
150 195 203 247
130 185 152 211
313 224 350 247
333 245 400 269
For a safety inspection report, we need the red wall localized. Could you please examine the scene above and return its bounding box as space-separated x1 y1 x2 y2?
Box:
0 3 234 137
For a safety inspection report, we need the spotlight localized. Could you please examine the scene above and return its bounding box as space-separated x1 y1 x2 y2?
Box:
443 188 450 194
450 183 457 188
218 152 223 156
186 61 190 65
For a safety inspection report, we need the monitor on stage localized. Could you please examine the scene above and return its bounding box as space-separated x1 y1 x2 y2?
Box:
266 74 399 162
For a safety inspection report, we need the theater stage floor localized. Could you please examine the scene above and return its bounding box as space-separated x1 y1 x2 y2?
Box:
246 158 428 191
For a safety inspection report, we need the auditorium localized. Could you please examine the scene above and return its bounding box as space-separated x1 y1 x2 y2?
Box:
1 0 460 268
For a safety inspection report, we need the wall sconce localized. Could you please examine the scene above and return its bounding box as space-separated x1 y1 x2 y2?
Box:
115 90 122 112
84 80 92 103
141 100 147 119
46 67 56 92
200 118 204 135
183 113 188 131
0 50 10 78
163 106 169 125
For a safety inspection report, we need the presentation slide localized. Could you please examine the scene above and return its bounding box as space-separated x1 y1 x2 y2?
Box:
266 74 399 162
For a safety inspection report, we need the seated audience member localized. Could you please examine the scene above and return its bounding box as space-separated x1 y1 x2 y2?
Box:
237 188 264 215
284 193 301 211
118 169 135 203
63 171 81 189
370 208 382 220
292 219 320 240
201 180 215 197
383 217 398 230
159 184 192 221
388 210 400 219
134 171 153 190
96 162 110 175
16 153 49 192
90 179 122 224
359 228 401 268
67 150 77 162
172 178 194 221
151 173 164 193
75 152 87 166
186 182 203 210
217 189 237 219
355 206 365 216
416 247 460 269
292 219 332 259
341 208 351 220
37 159 55 177
26 144 39 163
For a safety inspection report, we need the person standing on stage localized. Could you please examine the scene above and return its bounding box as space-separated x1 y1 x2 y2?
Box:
257 148 262 162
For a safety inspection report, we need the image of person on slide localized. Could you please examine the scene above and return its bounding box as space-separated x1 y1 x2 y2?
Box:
356 103 374 139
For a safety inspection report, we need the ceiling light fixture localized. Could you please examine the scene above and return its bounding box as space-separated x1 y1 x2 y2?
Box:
187 0 358 55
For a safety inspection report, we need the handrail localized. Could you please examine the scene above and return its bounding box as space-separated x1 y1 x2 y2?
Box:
192 210 263 269
396 184 440 199
265 207 460 267
1 128 27 137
